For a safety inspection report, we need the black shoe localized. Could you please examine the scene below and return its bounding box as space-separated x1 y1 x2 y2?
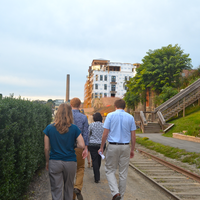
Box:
95 180 100 183
74 188 83 200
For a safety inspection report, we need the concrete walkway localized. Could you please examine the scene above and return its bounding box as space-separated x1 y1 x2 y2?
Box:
136 133 200 153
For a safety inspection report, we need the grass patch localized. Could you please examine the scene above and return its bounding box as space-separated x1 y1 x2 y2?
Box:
136 137 200 168
164 108 200 138
135 128 142 134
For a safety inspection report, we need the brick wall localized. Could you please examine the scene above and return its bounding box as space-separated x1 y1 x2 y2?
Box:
101 97 121 106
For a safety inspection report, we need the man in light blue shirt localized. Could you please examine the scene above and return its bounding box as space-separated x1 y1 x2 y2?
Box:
98 99 136 200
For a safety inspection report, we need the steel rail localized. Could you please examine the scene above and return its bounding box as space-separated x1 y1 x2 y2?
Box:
129 163 181 200
136 148 200 183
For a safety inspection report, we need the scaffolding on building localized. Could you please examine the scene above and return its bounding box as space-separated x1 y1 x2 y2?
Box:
84 74 93 108
83 59 140 108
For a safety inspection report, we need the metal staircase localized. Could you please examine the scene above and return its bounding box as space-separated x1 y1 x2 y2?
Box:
154 78 200 121
138 78 200 133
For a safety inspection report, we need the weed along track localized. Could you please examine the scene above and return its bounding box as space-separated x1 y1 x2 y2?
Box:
130 149 200 200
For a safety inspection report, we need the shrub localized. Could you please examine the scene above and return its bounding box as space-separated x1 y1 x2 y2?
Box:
142 137 149 141
0 97 52 200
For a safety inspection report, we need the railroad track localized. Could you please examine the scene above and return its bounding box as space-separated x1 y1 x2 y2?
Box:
130 149 200 200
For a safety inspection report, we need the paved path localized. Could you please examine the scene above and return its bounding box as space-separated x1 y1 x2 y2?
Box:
40 159 169 200
81 158 169 200
30 134 200 199
136 133 200 153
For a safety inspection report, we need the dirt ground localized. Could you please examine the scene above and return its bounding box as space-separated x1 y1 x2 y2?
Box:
25 143 200 200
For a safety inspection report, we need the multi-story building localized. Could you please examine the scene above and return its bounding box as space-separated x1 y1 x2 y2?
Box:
84 59 140 107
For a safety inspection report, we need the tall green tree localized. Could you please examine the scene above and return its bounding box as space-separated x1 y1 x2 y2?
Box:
46 99 55 114
124 44 192 110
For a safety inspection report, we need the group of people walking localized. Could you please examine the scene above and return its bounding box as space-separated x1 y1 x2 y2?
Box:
44 98 136 200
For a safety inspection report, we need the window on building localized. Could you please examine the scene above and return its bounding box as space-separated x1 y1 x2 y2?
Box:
104 93 107 97
95 93 98 98
129 76 131 80
124 76 127 81
100 75 103 81
104 84 107 90
96 75 98 81
104 75 107 81
123 83 127 90
95 84 98 89
111 84 116 91
100 93 102 98
111 76 116 82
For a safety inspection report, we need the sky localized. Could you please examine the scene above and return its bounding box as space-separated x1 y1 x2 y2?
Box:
1 0 200 101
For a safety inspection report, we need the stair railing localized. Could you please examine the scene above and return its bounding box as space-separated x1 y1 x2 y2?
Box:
139 111 147 133
161 87 200 121
157 111 166 129
140 111 147 124
154 78 200 121
154 78 200 113
157 111 174 132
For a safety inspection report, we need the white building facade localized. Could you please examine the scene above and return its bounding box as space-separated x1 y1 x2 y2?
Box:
89 59 138 99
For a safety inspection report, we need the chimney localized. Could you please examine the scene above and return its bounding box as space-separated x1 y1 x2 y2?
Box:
66 74 70 102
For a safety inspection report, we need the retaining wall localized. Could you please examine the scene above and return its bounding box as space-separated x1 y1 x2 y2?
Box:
173 133 200 143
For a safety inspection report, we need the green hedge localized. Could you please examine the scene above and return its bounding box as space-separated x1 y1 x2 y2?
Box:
0 97 52 200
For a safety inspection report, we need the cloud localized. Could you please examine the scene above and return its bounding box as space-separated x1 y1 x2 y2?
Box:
0 75 40 87
0 0 200 100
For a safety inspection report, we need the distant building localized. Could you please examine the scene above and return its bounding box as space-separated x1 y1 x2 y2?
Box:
54 99 64 106
181 69 197 77
84 59 140 107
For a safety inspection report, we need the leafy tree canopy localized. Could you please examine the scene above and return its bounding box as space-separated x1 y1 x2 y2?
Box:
124 44 192 109
47 99 53 103
46 99 55 108
154 85 179 106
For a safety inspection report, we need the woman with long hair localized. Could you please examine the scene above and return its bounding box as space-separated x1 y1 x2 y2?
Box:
88 112 104 183
44 103 85 200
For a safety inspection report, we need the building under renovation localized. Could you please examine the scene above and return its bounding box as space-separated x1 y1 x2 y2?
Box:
84 59 140 107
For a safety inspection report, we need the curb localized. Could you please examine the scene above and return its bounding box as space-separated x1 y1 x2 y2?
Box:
173 133 200 143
